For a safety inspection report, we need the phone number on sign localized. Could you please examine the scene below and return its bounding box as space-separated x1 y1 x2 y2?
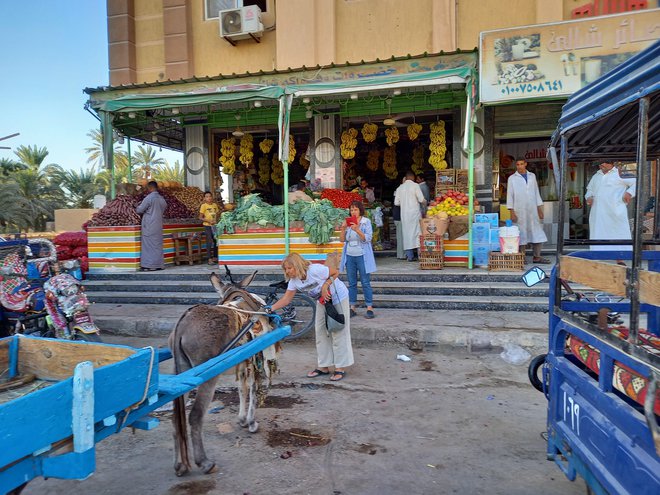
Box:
500 79 564 96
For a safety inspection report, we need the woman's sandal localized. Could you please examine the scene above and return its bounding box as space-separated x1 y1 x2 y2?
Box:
307 369 330 378
330 371 346 381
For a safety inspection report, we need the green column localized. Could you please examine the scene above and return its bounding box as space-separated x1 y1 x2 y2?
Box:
467 121 475 270
127 137 133 183
283 159 290 255
100 111 115 199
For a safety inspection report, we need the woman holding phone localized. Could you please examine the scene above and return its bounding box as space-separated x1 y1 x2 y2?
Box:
340 200 377 319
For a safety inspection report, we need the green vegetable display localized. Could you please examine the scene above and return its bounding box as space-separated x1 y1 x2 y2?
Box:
217 194 346 244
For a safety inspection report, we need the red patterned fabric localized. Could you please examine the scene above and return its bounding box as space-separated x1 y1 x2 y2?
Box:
566 327 660 416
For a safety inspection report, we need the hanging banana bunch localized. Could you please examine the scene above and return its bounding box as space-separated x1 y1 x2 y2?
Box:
258 155 270 185
385 126 399 146
239 133 254 167
299 153 310 170
383 145 398 180
366 149 380 172
412 144 425 175
340 127 358 159
219 137 236 175
428 121 448 171
407 122 422 141
288 135 296 163
259 138 274 154
271 157 284 185
361 122 378 143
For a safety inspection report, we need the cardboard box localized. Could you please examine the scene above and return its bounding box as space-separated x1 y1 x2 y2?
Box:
473 243 490 266
472 223 490 244
475 213 499 228
448 215 470 240
420 217 449 236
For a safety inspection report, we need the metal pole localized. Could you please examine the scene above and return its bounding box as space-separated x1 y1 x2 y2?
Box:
100 111 115 199
467 118 475 270
628 96 649 345
555 134 569 308
127 137 133 183
283 159 290 255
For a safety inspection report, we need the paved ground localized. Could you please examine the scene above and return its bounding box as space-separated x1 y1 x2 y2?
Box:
24 336 585 495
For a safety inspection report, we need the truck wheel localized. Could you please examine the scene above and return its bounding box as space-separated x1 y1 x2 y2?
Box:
528 353 547 392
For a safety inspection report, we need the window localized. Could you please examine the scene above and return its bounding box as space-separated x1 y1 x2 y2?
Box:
205 0 267 20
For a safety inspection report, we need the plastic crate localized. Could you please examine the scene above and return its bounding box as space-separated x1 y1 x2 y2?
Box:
419 235 444 253
419 251 444 270
488 252 525 271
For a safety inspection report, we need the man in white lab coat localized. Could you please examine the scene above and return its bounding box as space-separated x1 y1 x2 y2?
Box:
585 162 636 256
507 159 549 263
394 171 426 261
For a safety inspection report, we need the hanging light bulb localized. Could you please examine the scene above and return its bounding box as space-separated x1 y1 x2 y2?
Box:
128 112 136 119
253 101 262 108
302 97 311 104
171 108 180 115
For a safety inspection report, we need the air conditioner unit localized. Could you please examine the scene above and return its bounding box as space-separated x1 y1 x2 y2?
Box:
219 5 263 43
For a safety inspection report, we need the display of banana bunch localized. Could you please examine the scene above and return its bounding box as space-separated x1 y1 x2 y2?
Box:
259 138 274 154
299 153 310 169
428 121 448 171
407 122 422 141
239 133 254 167
366 149 380 172
288 135 296 163
412 144 425 175
340 127 358 159
385 126 399 146
361 122 378 143
271 157 284 185
258 155 270 185
220 137 236 175
383 145 398 180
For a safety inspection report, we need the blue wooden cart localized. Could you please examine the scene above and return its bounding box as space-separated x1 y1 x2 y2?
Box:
536 41 660 494
0 324 290 493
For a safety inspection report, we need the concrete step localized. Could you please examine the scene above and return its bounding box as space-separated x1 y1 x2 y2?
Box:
87 290 548 312
84 279 548 297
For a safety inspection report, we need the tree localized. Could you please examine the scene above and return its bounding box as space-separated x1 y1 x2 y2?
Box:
132 144 165 180
152 159 185 184
0 181 32 232
14 145 50 171
9 166 63 231
85 128 128 171
0 157 26 177
49 165 104 209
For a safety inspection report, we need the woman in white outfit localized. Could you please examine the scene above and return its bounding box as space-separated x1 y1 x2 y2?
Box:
269 252 353 382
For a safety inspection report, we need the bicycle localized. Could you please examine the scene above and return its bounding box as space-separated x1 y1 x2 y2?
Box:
223 266 316 340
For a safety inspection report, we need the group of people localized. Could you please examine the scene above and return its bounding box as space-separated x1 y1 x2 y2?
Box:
136 181 220 271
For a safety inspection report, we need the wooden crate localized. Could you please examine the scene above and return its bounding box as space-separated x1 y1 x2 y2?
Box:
488 252 525 271
419 235 444 253
419 251 444 270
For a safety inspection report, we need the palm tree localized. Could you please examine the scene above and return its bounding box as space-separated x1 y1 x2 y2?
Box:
152 159 185 184
14 145 50 170
0 181 32 232
10 166 63 231
49 165 104 209
0 157 26 177
85 128 128 171
132 144 165 180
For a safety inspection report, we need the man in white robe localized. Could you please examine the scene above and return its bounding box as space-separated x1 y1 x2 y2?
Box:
136 181 168 271
507 159 549 263
585 162 636 254
394 171 426 261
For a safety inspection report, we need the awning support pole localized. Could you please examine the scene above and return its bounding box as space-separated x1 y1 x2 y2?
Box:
283 159 290 255
127 137 132 183
467 118 475 270
100 111 115 199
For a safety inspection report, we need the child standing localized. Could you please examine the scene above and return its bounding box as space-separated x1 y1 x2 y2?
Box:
199 191 220 264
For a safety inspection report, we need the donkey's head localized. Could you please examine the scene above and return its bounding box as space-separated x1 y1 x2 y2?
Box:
210 271 260 307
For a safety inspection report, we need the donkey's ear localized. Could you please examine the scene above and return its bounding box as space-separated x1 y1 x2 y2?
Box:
238 270 258 288
210 272 225 293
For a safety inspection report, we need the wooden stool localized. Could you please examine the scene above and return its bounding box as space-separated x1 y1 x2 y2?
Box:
173 233 202 266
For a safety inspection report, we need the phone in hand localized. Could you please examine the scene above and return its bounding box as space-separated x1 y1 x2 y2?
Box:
346 216 357 226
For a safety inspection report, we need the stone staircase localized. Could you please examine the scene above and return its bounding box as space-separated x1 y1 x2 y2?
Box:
85 270 549 313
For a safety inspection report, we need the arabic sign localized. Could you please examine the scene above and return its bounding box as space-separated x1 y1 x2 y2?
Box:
480 9 660 104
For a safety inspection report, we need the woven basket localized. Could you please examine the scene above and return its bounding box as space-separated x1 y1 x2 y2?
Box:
488 252 525 271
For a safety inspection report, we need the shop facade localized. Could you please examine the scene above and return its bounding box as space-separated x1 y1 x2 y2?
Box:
479 9 660 246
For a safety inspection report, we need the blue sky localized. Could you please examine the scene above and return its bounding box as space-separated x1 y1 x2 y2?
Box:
0 1 181 170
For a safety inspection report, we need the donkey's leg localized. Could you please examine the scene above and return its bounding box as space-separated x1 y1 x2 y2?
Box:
189 376 220 474
172 392 190 477
237 363 249 428
245 367 260 433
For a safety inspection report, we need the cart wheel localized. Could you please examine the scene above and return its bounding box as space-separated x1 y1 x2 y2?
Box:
528 353 547 392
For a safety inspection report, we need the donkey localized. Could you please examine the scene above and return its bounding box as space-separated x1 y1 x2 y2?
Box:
168 271 280 476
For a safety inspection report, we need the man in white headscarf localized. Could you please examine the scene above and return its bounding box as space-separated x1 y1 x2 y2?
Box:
585 162 636 256
507 158 548 263
394 171 426 261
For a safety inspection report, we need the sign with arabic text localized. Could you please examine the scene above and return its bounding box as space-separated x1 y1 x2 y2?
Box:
480 9 660 104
